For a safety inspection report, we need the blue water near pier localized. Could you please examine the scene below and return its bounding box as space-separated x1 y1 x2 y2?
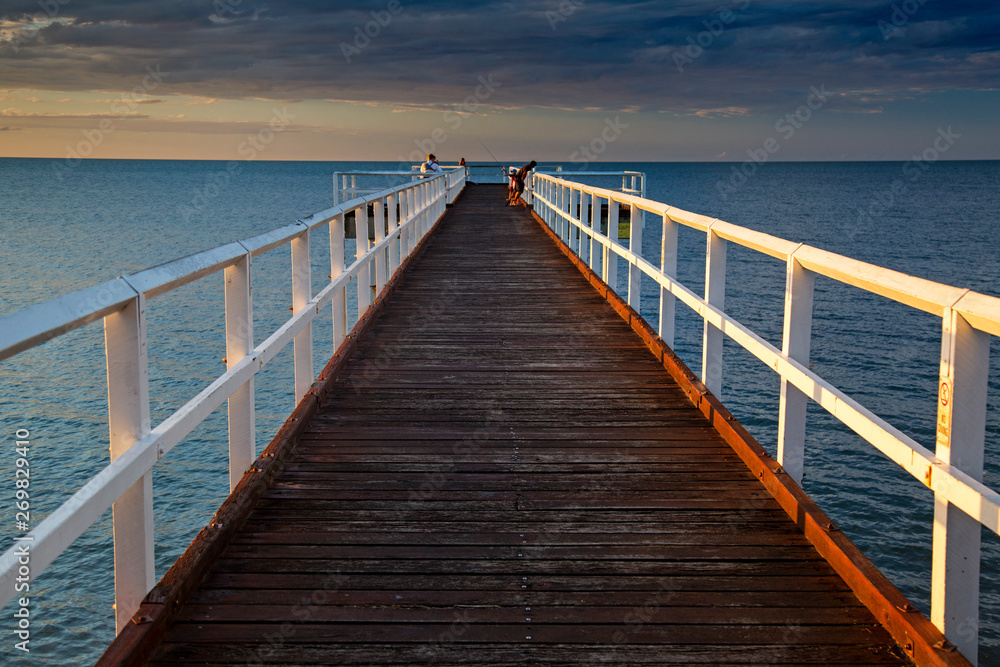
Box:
0 158 998 664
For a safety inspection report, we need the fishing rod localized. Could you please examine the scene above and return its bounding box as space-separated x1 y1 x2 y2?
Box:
476 138 510 178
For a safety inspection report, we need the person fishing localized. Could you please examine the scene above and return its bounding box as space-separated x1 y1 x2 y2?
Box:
506 160 537 206
420 154 443 173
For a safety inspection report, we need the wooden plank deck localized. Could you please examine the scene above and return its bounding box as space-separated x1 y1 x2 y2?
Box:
114 184 918 665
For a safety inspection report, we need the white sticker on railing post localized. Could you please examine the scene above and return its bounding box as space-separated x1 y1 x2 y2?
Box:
225 252 255 491
776 255 815 484
104 293 154 634
702 228 726 398
932 306 989 663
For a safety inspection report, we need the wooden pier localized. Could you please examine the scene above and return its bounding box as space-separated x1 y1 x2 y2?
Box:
101 185 945 665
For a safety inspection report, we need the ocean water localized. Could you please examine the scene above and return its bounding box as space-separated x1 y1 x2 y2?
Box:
0 158 998 664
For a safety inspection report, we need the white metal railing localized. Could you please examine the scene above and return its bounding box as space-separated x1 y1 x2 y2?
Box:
532 172 998 665
535 170 644 197
333 167 465 205
0 170 460 634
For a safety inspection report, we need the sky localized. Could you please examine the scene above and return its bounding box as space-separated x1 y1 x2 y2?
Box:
0 0 997 162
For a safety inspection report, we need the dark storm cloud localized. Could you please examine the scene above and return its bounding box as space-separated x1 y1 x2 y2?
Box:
1 0 997 113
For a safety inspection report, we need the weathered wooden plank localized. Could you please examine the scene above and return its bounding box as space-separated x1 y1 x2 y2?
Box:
149 642 908 666
187 587 862 608
195 572 855 593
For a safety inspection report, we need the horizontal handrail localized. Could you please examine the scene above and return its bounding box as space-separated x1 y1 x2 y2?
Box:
535 170 645 195
536 174 1000 323
0 184 437 362
532 171 997 663
333 168 463 205
0 170 457 631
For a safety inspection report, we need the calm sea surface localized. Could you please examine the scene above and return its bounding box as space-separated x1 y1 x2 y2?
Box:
0 158 997 664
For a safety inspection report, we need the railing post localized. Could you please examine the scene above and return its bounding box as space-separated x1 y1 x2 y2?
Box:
932 306 988 664
539 181 552 225
555 184 563 238
356 203 371 316
580 190 591 264
627 200 643 311
589 192 600 274
404 186 414 254
567 188 578 248
330 212 347 351
604 198 619 293
776 253 814 484
373 198 387 293
104 292 154 634
224 252 255 491
659 212 678 348
526 171 534 207
332 173 340 205
543 179 551 226
702 227 726 397
417 183 426 239
552 181 557 227
291 226 313 403
387 193 400 274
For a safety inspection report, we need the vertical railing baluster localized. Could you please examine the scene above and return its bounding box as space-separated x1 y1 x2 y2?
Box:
418 182 427 239
776 252 814 484
356 203 371 316
580 190 591 264
387 193 400 274
330 212 347 350
373 198 387 293
543 179 550 226
659 212 678 348
932 305 989 664
400 186 409 256
568 188 578 248
702 226 726 397
589 191 600 274
544 179 551 226
104 292 153 634
224 252 255 491
627 200 643 310
555 184 562 238
569 187 575 250
604 198 619 294
291 226 313 402
406 186 415 254
554 181 559 229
